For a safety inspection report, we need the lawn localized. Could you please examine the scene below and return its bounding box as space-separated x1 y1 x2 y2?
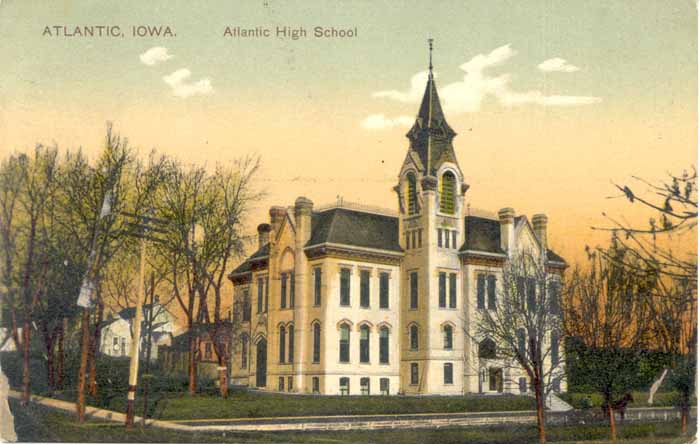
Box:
108 390 538 420
9 400 694 444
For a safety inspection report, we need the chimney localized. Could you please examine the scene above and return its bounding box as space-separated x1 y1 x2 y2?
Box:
498 207 516 254
294 197 313 245
532 214 548 253
269 206 287 240
257 223 271 250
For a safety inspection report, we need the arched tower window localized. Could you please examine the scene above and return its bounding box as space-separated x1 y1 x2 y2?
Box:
440 171 456 214
409 325 419 350
478 337 497 359
406 173 418 215
279 326 286 363
443 325 453 350
312 322 321 363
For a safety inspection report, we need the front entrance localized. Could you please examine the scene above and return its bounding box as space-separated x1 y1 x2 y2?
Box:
256 339 267 388
488 367 503 393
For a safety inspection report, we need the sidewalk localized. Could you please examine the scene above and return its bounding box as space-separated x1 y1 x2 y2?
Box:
7 390 688 433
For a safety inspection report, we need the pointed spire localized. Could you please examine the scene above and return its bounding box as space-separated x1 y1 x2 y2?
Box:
428 37 434 79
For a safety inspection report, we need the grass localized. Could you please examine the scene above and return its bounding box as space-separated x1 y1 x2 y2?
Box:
559 391 688 410
9 400 694 444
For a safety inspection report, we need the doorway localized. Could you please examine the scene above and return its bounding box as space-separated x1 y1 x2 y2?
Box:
256 339 267 388
488 367 503 393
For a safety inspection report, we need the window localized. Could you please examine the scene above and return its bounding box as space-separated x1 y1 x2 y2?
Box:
443 325 453 350
440 171 456 214
452 230 457 249
411 231 416 249
551 332 560 365
405 232 410 249
439 272 446 308
477 275 485 309
360 325 370 363
478 338 497 359
517 328 526 358
289 272 295 308
241 335 249 369
410 325 419 350
437 229 443 247
379 327 389 364
444 230 450 248
360 270 370 308
360 377 370 395
449 273 457 308
410 272 418 309
340 268 351 306
380 378 390 395
379 272 389 309
278 377 284 391
519 377 527 393
280 273 288 309
517 277 526 308
417 229 422 248
205 343 212 360
549 282 560 315
406 173 417 215
410 363 419 385
287 376 293 392
339 324 350 362
312 377 320 393
279 326 286 363
339 377 350 395
314 267 322 306
527 278 536 311
313 323 321 363
121 337 126 356
288 325 294 363
487 275 496 310
243 290 251 321
444 363 453 384
257 277 264 313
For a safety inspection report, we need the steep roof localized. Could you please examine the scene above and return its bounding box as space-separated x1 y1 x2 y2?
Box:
307 208 402 252
461 216 505 254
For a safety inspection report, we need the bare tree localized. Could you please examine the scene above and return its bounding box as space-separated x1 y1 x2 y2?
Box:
473 251 564 444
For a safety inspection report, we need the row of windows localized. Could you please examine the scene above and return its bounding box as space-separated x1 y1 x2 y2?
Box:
404 229 423 249
408 324 453 350
409 362 454 385
476 274 561 313
339 268 390 309
338 376 391 395
408 271 458 309
404 171 457 216
437 229 458 249
338 323 390 364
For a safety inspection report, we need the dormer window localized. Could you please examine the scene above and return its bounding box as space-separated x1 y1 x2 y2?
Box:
440 171 456 214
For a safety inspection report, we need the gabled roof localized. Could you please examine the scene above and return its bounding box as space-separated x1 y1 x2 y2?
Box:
307 208 402 252
230 243 269 276
118 303 170 320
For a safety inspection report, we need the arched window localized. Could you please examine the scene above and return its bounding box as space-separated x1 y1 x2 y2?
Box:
339 323 350 362
312 323 321 363
360 325 370 363
478 337 497 359
406 173 418 215
241 334 249 369
379 327 389 364
440 171 456 214
279 326 286 363
288 324 294 363
443 325 453 350
410 325 419 350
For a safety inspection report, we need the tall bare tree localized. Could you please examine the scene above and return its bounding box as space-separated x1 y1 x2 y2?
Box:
473 251 564 444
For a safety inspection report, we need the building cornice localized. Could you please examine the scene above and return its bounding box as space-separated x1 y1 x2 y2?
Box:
305 242 403 265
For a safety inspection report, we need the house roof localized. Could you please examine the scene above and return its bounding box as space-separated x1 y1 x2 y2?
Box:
118 303 169 320
460 215 505 254
306 208 402 252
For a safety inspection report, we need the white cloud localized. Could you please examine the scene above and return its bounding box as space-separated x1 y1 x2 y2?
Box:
367 44 600 120
163 68 213 98
361 114 413 130
140 46 173 66
538 57 580 73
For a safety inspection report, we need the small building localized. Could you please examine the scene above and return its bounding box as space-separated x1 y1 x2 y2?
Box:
158 321 232 380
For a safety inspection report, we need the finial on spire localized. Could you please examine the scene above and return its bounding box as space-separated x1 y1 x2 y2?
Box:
428 37 434 78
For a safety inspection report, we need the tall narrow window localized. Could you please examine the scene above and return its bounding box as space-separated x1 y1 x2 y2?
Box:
243 290 251 321
438 272 447 308
444 363 453 384
313 323 321 363
360 270 370 308
380 378 390 395
440 171 456 214
487 275 496 310
410 272 418 309
280 273 287 309
417 229 422 248
517 277 526 308
406 173 417 215
477 275 485 309
411 231 416 249
410 325 419 350
405 232 410 249
527 278 536 312
312 377 320 393
279 326 286 363
551 331 560 365
379 327 389 364
360 325 370 363
289 272 295 308
265 276 269 312
443 230 450 248
379 272 389 309
339 324 350 362
340 268 351 306
339 377 350 395
257 277 264 313
437 229 443 247
549 282 560 315
360 377 370 395
443 325 453 349
314 267 322 306
241 335 248 369
517 328 526 358
449 273 457 308
410 363 419 385
452 230 457 249
288 325 294 363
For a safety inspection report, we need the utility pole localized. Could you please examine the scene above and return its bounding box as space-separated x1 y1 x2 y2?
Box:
125 233 147 427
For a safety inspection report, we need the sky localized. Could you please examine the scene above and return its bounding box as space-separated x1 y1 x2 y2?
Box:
0 0 697 272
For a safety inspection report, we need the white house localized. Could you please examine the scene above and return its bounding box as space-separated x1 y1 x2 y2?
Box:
100 300 174 361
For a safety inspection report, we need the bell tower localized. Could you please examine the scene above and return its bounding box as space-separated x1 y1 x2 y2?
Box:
395 39 469 394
